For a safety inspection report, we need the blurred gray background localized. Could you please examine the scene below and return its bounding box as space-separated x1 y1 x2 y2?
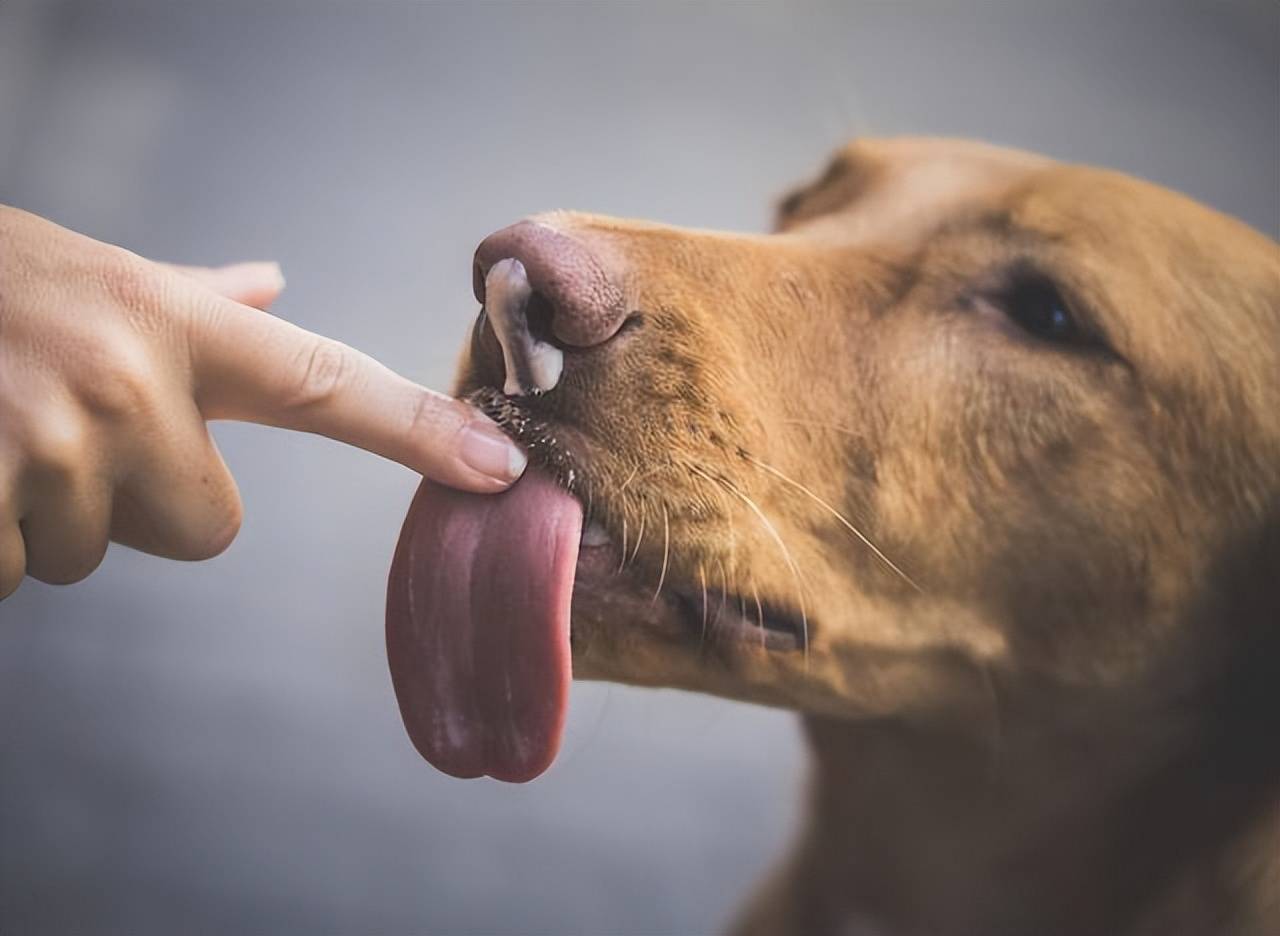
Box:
0 1 1276 934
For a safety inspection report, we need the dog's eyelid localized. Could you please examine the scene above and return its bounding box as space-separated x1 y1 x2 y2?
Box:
980 265 1117 357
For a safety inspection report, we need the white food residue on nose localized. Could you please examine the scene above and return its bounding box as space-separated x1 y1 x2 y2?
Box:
484 258 564 396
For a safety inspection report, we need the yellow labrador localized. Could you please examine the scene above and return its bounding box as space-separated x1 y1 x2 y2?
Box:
388 138 1280 936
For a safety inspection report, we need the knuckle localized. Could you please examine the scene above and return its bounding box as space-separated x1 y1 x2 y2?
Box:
78 336 157 420
25 413 89 482
95 249 184 341
286 340 353 411
96 249 161 311
403 391 469 477
408 389 447 440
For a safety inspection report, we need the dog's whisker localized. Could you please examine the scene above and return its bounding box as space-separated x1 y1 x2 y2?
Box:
752 584 766 649
617 463 641 494
629 508 646 566
716 558 730 643
724 491 739 591
653 504 670 603
618 512 629 574
746 454 922 594
698 563 709 651
690 464 811 665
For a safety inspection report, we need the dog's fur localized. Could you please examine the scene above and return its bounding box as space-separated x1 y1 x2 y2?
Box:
460 137 1280 935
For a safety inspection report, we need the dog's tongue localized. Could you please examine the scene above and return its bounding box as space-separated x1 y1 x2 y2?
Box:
386 471 581 783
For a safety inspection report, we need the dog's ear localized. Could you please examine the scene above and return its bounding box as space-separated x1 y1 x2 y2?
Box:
773 183 814 232
773 143 879 232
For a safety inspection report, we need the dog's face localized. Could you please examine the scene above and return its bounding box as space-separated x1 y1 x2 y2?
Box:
455 137 1280 730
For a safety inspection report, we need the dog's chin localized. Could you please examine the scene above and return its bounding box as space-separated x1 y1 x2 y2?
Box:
567 544 694 683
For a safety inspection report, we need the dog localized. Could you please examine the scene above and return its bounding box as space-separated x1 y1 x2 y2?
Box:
386 137 1280 935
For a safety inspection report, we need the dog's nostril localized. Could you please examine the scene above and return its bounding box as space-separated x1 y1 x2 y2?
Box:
523 291 558 348
473 220 629 351
482 258 565 396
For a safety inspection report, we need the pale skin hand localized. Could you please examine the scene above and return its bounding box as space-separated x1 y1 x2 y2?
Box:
0 205 527 599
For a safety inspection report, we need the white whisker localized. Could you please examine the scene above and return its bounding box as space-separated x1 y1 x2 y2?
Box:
746 453 921 593
652 504 670 603
752 584 765 649
617 463 641 494
698 564 709 650
716 558 730 640
618 512 629 574
629 508 646 565
690 464 811 665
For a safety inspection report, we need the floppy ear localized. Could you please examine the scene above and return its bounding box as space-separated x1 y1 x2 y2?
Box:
772 183 813 232
771 143 877 232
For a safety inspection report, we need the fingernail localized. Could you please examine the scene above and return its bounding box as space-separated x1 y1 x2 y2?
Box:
218 261 285 295
242 261 285 290
264 262 285 290
460 422 527 483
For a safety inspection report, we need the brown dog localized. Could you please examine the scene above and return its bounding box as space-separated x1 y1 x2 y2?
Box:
387 137 1280 935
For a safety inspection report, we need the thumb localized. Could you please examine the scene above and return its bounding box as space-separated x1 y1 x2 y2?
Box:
163 261 286 311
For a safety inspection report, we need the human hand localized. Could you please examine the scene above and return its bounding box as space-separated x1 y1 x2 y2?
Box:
0 205 526 597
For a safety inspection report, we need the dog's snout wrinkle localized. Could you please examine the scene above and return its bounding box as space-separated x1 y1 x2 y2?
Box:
483 258 564 396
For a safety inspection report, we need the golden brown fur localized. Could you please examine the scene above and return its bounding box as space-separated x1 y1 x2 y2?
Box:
459 138 1280 935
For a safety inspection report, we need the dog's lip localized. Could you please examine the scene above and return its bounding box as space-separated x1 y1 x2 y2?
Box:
669 585 804 651
571 543 803 652
466 385 804 653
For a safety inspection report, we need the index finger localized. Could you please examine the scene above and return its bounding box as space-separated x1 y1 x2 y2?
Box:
187 295 526 492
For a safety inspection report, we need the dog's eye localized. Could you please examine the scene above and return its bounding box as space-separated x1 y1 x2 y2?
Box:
1001 277 1081 344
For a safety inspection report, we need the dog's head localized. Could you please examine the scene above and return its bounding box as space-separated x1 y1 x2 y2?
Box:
388 137 1280 781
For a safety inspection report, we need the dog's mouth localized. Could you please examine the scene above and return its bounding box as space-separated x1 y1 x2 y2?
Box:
467 388 805 650
385 389 802 786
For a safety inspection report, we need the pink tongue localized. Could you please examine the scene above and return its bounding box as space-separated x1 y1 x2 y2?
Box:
385 471 582 783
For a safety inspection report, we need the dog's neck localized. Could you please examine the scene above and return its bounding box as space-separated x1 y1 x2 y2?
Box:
734 636 1280 935
738 621 1280 936
784 693 1278 936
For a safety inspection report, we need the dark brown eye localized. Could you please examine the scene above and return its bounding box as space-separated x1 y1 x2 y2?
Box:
1002 276 1080 344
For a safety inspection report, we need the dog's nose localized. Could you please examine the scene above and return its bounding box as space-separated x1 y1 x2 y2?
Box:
473 220 628 396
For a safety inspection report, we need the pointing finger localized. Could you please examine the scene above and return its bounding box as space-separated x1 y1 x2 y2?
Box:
187 296 526 491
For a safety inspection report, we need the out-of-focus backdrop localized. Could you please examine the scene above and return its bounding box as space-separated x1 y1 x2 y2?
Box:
1 2 1276 933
